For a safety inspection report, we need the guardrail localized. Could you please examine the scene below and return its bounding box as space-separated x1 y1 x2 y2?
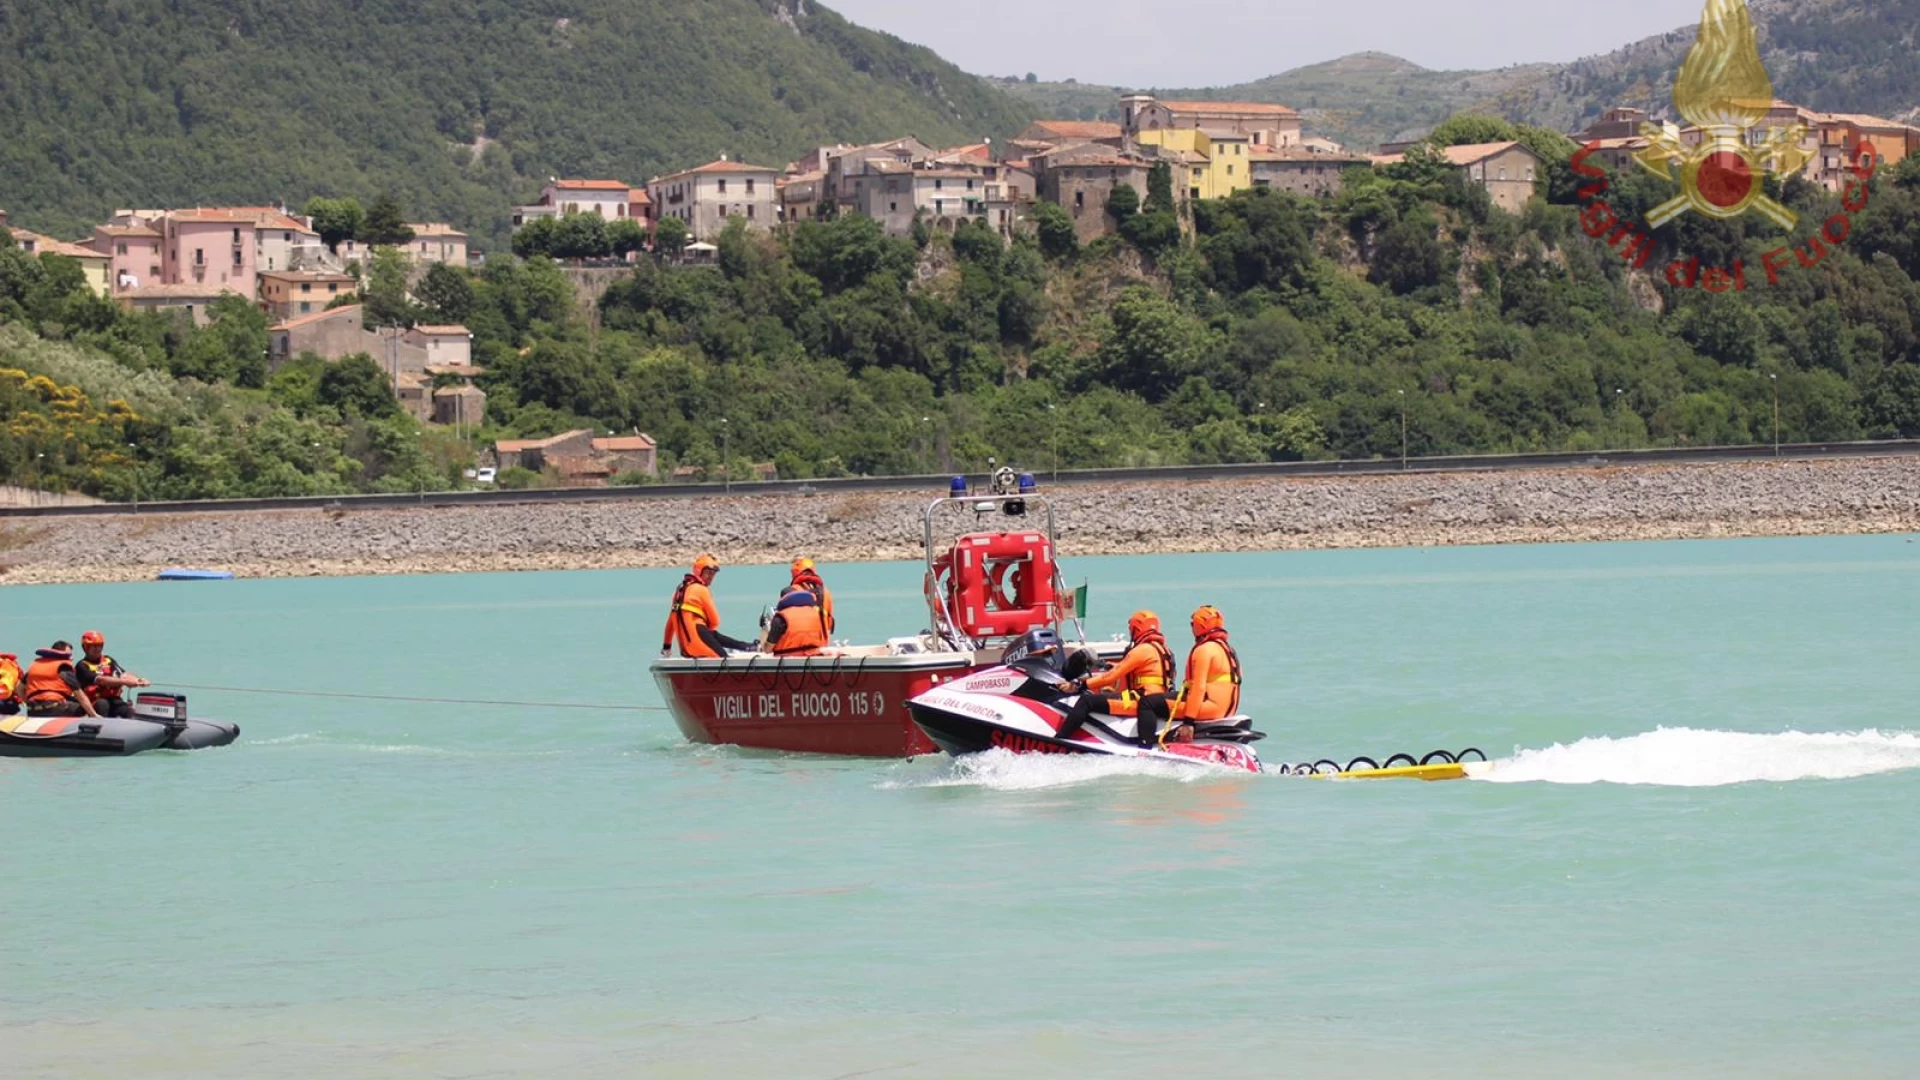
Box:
3 439 1918 520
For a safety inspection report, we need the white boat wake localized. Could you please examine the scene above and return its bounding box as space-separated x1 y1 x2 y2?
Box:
1477 727 1920 787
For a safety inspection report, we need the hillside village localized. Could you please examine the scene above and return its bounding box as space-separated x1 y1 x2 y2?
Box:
6 91 1918 488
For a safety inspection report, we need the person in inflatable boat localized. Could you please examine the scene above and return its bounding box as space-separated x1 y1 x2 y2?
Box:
22 641 100 718
75 630 149 719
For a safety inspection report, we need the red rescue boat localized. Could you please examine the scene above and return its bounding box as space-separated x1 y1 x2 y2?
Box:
650 470 1119 757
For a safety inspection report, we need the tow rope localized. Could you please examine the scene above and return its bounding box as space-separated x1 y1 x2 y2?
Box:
1270 747 1487 777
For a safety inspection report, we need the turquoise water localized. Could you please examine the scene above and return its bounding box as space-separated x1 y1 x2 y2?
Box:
5 535 1920 1078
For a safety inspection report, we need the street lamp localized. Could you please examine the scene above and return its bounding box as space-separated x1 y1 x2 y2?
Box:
1770 373 1780 456
1397 390 1407 471
719 417 730 494
1046 402 1058 481
127 442 139 513
921 415 933 473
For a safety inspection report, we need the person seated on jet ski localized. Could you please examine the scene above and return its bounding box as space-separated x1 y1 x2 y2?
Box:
1056 610 1175 745
1138 605 1241 745
765 585 831 657
661 553 758 659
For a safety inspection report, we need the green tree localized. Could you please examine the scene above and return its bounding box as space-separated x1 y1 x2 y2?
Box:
305 197 364 251
357 193 416 246
362 247 417 330
1106 183 1139 221
416 263 475 323
1030 202 1077 259
654 216 690 257
608 218 648 258
511 217 560 259
1145 162 1175 213
317 354 400 418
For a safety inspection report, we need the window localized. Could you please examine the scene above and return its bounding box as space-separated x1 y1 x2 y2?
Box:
1190 187 1201 200
966 179 974 190
233 248 243 267
149 265 160 278
1227 165 1234 176
1074 191 1084 208
889 201 897 212
718 178 728 193
283 232 291 241
195 248 204 265
746 205 754 219
1526 167 1535 181
117 242 127 255
1498 167 1507 180
301 283 311 293
1193 168 1202 179
232 227 241 243
300 302 312 314
746 179 755 194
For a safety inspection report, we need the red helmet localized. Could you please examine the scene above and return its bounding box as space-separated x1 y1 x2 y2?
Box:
1190 606 1224 635
81 630 105 646
1127 610 1160 639
692 553 721 578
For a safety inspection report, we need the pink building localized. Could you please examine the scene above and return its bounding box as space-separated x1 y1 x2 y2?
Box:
161 210 260 298
93 223 165 293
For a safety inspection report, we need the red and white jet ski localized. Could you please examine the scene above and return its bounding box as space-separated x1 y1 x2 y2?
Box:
906 640 1265 773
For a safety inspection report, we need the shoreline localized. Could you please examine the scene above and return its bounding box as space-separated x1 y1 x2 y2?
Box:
3 457 1917 585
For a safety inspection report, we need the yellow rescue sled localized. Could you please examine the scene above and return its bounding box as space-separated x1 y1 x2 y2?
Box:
1273 748 1492 782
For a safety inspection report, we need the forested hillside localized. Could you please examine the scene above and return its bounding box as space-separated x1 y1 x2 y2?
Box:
1001 0 1920 152
6 122 1919 502
0 0 1032 244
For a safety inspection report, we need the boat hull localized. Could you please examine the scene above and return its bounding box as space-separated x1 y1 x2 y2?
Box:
652 652 992 757
0 715 240 757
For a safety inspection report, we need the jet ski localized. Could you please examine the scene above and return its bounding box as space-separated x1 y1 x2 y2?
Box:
906 636 1264 773
0 692 239 758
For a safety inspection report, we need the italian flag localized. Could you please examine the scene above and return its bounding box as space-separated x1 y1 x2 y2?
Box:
1062 581 1089 621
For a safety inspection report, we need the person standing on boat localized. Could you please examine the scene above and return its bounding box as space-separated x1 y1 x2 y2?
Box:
789 557 835 635
21 642 101 719
766 586 830 657
74 630 148 719
662 554 757 659
0 652 23 716
1139 606 1242 745
1056 610 1176 745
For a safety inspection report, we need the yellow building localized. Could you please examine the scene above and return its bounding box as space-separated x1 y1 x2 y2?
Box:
1133 128 1256 201
10 227 111 296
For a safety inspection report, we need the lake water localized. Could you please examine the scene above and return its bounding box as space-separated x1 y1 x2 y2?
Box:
5 535 1919 1078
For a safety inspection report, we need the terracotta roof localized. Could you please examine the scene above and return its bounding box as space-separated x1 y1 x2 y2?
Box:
593 435 657 451
1157 100 1299 118
11 229 107 261
914 169 983 180
550 179 631 191
168 209 266 224
1817 112 1915 131
409 324 470 336
260 269 355 282
409 222 468 237
932 143 995 163
270 303 361 331
627 188 652 204
122 283 237 300
1435 140 1537 166
500 429 595 452
652 159 781 183
1025 120 1122 139
95 223 161 238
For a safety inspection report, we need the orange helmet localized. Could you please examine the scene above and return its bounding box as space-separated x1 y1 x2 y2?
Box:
1127 610 1160 639
1190 605 1224 635
791 557 815 576
81 630 105 646
692 553 721 578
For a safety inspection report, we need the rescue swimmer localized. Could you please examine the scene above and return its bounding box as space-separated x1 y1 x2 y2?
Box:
0 651 22 716
1057 610 1176 747
662 554 758 659
1137 605 1242 746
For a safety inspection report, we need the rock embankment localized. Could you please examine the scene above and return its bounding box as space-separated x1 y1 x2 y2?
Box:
3 458 1918 585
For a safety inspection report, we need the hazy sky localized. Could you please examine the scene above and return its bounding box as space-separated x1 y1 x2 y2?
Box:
823 0 1708 88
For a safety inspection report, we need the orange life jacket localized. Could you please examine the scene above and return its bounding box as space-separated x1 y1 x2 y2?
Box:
23 654 77 705
1179 633 1241 721
0 654 21 702
663 575 720 659
771 601 829 656
78 655 124 700
792 571 834 633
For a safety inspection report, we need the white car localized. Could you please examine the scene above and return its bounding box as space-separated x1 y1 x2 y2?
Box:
475 467 497 485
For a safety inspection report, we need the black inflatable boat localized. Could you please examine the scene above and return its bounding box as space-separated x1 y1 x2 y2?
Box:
0 692 239 757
